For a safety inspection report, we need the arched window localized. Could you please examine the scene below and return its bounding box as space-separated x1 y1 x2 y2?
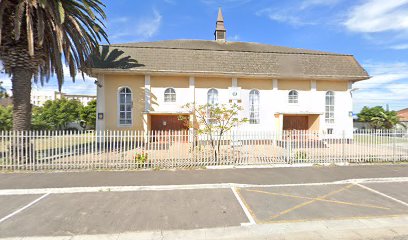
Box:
325 91 335 124
207 89 218 123
288 90 298 104
249 90 260 124
164 88 176 102
207 88 218 105
118 87 132 125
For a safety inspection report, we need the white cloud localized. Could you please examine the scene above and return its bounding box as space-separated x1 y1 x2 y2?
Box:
135 10 162 39
353 62 408 111
201 0 252 6
300 0 341 9
344 0 408 33
257 0 341 26
231 34 240 41
257 8 309 26
0 65 96 96
109 9 162 41
389 44 408 50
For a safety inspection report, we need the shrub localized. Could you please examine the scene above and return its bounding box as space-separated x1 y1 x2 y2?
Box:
135 151 148 164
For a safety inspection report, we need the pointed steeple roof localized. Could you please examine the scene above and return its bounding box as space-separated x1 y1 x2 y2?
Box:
215 7 226 41
216 7 226 31
217 8 224 22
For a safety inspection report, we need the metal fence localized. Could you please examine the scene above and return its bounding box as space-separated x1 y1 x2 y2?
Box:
0 130 407 171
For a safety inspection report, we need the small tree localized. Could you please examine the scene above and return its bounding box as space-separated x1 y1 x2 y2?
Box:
35 98 82 130
0 105 12 130
180 103 248 163
358 106 403 129
80 99 97 130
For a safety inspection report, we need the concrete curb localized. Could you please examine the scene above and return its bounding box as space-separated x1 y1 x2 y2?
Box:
2 215 408 240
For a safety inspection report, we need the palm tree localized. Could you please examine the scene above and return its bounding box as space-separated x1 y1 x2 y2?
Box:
0 0 108 130
371 111 404 129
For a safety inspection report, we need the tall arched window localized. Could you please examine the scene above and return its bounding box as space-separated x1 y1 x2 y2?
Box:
249 90 260 124
164 88 176 102
207 89 218 123
325 91 335 124
118 87 132 125
207 88 218 105
288 90 298 104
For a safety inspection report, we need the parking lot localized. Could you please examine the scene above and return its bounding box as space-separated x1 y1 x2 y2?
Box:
0 166 408 239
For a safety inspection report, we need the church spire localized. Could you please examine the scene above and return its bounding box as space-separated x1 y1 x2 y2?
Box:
214 8 226 42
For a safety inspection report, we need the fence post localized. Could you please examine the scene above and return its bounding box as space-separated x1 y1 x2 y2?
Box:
342 130 345 163
392 129 396 164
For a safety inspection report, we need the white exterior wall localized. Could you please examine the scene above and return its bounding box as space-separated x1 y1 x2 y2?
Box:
239 87 276 131
150 86 191 113
96 75 354 137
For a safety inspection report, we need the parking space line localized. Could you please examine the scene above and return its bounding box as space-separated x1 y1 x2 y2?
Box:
231 187 257 225
263 214 408 224
0 193 50 224
266 184 354 222
245 189 390 210
0 177 407 196
355 183 408 208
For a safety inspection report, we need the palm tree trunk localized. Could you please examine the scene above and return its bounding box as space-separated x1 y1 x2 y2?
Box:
12 68 33 131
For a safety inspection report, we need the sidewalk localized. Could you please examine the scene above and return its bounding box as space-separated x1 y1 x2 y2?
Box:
1 164 408 189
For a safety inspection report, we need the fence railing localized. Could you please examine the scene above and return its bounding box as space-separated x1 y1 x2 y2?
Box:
0 130 407 171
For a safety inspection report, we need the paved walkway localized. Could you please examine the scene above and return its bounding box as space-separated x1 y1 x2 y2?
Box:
0 165 408 239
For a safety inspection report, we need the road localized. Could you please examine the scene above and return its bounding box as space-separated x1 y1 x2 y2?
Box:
0 165 408 239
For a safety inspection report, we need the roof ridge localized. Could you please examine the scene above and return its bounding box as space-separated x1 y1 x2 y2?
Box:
104 44 352 57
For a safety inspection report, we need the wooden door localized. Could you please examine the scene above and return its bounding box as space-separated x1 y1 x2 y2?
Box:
151 115 189 131
283 116 308 130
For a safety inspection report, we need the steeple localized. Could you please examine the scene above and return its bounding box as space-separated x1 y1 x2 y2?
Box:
214 8 226 42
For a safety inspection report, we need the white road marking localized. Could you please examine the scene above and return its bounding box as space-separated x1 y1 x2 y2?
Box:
0 193 50 224
0 177 407 196
231 187 256 225
355 183 408 208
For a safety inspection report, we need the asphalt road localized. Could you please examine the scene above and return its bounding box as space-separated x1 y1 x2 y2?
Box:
0 165 408 239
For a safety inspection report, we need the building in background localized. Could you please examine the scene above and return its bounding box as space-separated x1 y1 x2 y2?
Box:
54 92 96 106
91 8 370 138
397 108 408 130
31 91 54 106
31 91 96 106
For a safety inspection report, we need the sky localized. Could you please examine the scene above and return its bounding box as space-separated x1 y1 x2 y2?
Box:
1 0 408 112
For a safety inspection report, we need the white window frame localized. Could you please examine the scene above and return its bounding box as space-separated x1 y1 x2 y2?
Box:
207 88 218 124
288 90 298 104
117 87 133 126
249 89 260 124
325 91 335 124
164 88 176 103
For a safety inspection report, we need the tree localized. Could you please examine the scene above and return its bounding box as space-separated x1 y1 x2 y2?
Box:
0 0 108 130
80 99 96 129
0 81 8 98
180 103 248 163
35 98 82 130
0 105 12 130
371 111 403 129
31 106 52 130
357 106 403 129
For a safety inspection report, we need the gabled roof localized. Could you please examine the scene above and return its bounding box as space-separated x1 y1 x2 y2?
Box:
91 40 370 81
398 108 408 121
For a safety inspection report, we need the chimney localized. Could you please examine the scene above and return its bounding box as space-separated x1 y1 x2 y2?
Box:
214 8 226 42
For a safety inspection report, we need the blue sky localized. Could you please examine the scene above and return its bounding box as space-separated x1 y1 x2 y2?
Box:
1 0 408 112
